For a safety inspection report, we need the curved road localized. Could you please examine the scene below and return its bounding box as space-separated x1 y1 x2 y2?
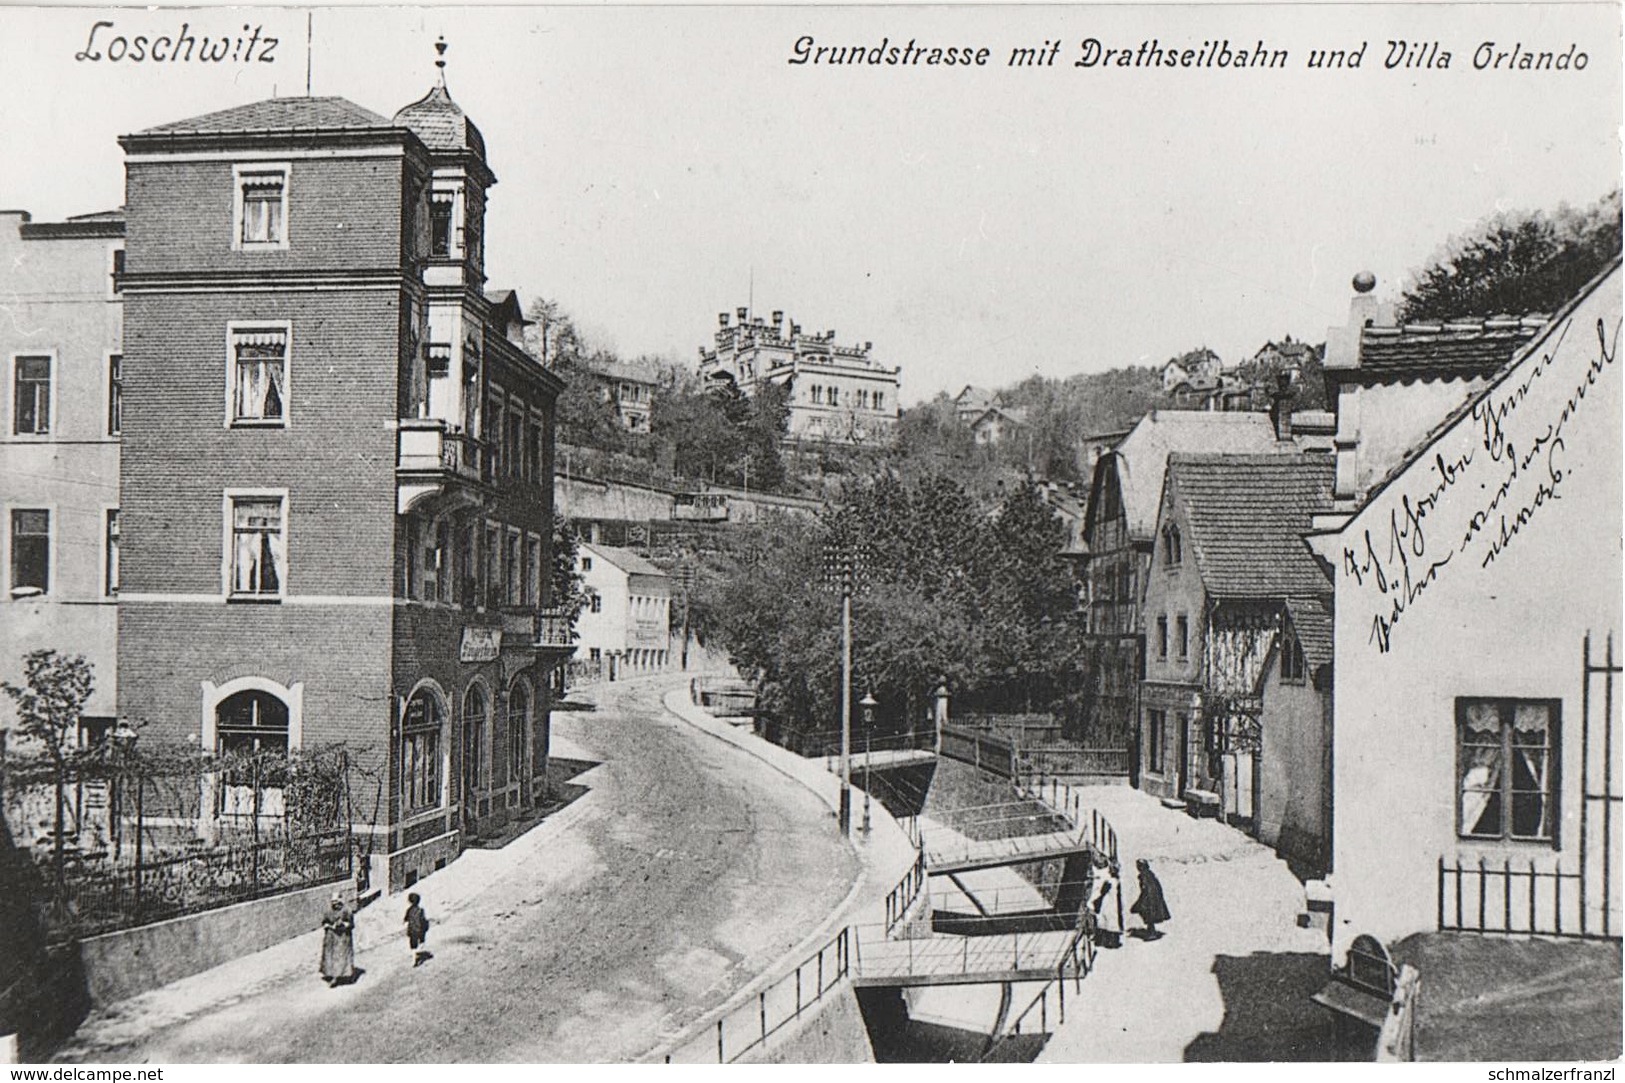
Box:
56 675 859 1063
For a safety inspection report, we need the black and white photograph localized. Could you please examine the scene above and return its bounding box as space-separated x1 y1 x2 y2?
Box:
0 1 1619 1068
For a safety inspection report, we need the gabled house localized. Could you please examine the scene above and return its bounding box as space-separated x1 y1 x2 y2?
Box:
1306 259 1622 968
1076 410 1287 748
953 384 1001 423
582 355 659 433
1139 452 1335 873
969 404 1028 446
573 543 673 679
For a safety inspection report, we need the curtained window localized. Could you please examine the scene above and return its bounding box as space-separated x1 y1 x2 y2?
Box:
1458 698 1559 843
230 496 285 598
237 169 287 246
232 328 287 424
401 690 444 813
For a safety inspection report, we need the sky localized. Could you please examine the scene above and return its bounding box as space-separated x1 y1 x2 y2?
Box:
1 3 1619 404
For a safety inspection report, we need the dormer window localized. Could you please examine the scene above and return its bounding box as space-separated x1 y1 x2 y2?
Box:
234 165 288 249
1163 524 1183 566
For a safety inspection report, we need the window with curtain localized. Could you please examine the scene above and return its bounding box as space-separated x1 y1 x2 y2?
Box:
401 690 443 813
238 170 286 246
232 328 287 424
1458 698 1559 843
230 496 285 598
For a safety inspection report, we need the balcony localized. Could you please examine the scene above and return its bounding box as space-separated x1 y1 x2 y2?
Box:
397 418 487 514
500 607 577 655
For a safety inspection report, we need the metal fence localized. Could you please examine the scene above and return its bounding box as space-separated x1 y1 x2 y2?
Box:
61 831 352 937
940 724 1016 778
885 847 927 932
661 925 852 1064
978 926 1096 1062
1018 746 1132 781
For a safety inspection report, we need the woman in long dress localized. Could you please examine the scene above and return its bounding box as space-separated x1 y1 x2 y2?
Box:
1092 855 1124 947
1129 858 1171 939
320 894 356 984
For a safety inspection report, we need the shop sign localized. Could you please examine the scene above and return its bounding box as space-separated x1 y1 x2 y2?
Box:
460 626 502 663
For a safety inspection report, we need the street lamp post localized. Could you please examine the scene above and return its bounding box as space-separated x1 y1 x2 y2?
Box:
111 717 138 861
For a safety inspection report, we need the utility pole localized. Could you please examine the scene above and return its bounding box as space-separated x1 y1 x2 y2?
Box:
840 569 852 834
822 530 866 836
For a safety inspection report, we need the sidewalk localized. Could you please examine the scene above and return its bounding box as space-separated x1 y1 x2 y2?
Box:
56 725 610 1057
1036 786 1332 1062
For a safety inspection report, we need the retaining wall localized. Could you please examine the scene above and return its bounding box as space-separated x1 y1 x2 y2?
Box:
78 878 352 1006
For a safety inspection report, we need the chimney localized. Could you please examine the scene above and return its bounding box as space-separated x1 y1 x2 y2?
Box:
771 310 784 328
1268 370 1295 442
719 312 730 328
736 307 749 322
1325 271 1395 372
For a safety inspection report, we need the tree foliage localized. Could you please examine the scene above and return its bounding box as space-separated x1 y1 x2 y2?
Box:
1398 190 1622 322
699 476 1085 746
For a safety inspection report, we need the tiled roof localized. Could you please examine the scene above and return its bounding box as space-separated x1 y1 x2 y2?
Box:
955 385 1000 410
1167 452 1334 601
1358 316 1547 377
586 356 661 385
1284 596 1333 671
136 97 392 136
393 85 486 159
1111 410 1285 540
585 544 669 580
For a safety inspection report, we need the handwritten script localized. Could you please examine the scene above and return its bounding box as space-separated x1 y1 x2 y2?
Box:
1343 312 1620 653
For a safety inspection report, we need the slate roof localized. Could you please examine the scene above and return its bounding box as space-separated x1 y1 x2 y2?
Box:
1358 315 1547 378
585 544 669 580
393 85 487 159
1107 410 1284 541
1166 452 1334 601
136 97 392 136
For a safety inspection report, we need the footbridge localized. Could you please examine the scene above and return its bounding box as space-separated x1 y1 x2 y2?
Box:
849 923 1090 989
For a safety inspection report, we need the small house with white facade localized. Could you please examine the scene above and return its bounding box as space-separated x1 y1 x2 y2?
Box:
573 543 673 679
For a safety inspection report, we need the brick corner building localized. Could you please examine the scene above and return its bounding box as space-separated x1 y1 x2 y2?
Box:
116 80 567 892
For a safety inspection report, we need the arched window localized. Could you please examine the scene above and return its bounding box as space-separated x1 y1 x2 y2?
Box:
402 687 445 813
1164 524 1183 566
509 680 530 790
462 684 488 805
217 690 290 819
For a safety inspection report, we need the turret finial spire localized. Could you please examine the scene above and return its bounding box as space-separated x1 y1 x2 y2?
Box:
434 35 448 87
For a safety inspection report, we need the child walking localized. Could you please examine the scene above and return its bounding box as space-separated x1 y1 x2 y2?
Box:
404 892 430 966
